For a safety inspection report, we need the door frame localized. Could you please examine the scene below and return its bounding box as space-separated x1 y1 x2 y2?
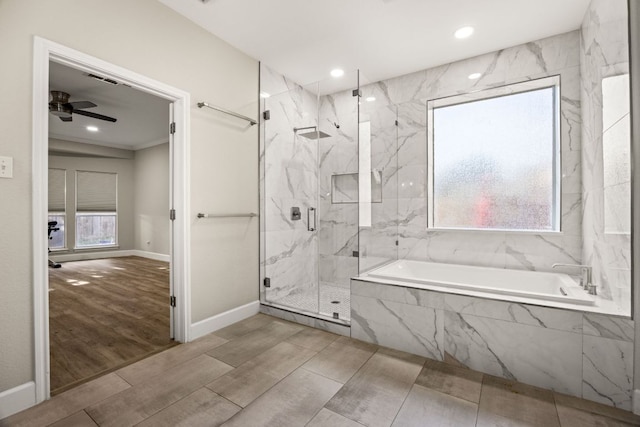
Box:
32 36 191 402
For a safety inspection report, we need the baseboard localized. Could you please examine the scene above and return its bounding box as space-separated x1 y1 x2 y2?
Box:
130 250 170 262
633 389 640 415
0 381 36 420
50 249 169 263
190 300 260 340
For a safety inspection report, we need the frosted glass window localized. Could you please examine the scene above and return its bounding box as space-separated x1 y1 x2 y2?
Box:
427 76 560 231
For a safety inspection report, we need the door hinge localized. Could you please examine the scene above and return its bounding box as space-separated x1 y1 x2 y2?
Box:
170 122 176 134
352 89 362 97
395 120 399 126
263 110 271 121
170 209 176 221
263 277 271 288
170 295 176 307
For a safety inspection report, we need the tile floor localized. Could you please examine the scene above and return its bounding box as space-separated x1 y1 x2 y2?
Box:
3 314 640 427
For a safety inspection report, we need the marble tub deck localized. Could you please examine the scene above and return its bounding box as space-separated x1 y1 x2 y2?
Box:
4 314 640 427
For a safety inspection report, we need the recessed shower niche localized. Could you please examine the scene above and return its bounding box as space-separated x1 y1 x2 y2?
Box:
331 171 382 204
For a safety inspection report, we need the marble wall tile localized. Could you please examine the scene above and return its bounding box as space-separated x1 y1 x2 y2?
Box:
350 29 586 278
319 255 357 289
444 294 583 334
351 294 444 360
351 279 444 309
503 234 582 272
580 0 630 310
423 231 508 269
582 313 634 341
582 335 633 410
444 311 583 396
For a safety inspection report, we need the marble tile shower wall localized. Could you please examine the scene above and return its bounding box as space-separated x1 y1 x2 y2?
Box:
353 30 586 282
580 0 631 309
260 65 320 301
318 92 359 289
351 279 635 410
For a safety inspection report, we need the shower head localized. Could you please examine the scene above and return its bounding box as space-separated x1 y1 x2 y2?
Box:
294 126 331 140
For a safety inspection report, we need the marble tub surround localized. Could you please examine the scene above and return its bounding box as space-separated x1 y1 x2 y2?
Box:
580 0 631 312
354 29 584 281
351 278 635 411
349 5 631 313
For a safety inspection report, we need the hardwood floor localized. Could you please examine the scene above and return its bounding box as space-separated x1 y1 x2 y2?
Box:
5 314 640 426
48 256 175 395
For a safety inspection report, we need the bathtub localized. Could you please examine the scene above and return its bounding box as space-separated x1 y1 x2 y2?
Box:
362 259 596 306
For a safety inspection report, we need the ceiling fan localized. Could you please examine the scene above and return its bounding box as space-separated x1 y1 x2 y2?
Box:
49 91 117 123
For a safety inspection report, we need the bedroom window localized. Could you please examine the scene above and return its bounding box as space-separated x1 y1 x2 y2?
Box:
427 75 560 232
75 171 118 248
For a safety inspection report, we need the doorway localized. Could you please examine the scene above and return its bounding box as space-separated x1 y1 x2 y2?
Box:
46 60 175 394
33 37 190 402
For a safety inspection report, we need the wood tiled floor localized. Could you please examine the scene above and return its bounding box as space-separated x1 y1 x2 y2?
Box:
48 257 174 394
4 314 640 427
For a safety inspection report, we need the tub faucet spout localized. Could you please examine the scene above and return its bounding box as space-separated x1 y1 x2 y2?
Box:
552 263 592 290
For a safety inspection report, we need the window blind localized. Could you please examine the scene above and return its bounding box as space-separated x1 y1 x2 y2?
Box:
76 171 117 212
48 168 66 212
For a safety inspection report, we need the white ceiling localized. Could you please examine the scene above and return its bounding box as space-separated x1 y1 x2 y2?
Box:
49 62 170 151
158 0 590 87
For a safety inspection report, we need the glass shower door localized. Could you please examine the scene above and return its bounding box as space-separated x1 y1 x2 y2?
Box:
261 70 359 323
263 83 321 316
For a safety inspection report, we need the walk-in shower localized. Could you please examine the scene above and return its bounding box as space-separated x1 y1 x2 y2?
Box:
260 67 359 324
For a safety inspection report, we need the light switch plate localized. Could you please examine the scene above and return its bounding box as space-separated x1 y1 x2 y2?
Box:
0 156 13 178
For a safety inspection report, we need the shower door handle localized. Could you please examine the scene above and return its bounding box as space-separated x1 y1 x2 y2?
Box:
307 207 316 232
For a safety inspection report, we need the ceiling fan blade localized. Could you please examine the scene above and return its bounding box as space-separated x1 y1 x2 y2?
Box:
59 116 72 122
69 101 97 109
73 109 117 122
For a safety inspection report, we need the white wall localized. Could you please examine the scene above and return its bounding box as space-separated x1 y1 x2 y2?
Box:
134 143 170 255
0 0 258 394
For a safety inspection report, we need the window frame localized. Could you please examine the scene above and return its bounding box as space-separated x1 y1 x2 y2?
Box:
426 75 561 232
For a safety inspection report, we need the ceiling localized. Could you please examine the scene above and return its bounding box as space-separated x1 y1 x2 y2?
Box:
158 0 591 87
49 62 170 151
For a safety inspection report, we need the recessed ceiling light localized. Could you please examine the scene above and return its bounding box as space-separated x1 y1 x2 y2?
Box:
260 92 270 98
86 126 99 132
454 26 474 39
468 73 482 80
366 96 376 102
330 68 345 78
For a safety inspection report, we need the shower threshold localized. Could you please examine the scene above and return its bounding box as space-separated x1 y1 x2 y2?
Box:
265 283 351 324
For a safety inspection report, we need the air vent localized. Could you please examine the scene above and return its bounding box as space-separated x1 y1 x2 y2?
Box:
86 73 119 85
